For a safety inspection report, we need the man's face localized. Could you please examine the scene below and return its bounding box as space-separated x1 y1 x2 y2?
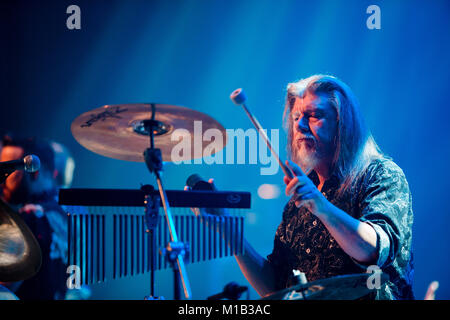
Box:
290 92 338 174
0 145 27 203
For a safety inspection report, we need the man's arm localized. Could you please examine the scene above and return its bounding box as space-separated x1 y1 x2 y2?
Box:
185 182 280 297
194 213 279 297
284 160 384 265
313 203 379 264
234 239 278 298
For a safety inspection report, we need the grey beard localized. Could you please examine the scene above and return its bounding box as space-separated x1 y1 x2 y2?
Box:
291 146 318 175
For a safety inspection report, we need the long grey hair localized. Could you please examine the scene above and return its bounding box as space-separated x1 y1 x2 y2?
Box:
283 74 385 196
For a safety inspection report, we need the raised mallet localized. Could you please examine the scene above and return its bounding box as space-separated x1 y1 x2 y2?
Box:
230 88 294 179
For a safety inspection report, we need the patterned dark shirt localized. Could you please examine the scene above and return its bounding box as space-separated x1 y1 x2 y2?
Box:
267 158 414 300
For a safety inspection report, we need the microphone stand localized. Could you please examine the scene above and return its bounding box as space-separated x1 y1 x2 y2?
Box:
141 184 159 299
142 105 192 300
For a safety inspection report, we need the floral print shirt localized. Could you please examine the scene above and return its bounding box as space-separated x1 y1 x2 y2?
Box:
267 158 414 300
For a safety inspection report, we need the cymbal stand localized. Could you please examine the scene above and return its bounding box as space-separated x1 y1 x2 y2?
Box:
141 184 160 299
142 104 192 300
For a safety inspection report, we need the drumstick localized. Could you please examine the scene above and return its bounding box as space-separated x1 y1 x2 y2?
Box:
230 88 294 179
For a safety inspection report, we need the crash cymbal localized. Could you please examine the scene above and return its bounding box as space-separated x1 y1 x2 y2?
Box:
71 103 227 162
261 272 388 300
0 284 19 300
0 199 42 282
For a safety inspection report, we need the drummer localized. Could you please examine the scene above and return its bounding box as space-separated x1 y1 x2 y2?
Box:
234 75 414 300
0 136 68 300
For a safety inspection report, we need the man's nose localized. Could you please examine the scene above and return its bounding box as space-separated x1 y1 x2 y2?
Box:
296 116 310 133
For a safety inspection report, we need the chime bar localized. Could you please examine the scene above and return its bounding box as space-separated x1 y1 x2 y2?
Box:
59 188 251 209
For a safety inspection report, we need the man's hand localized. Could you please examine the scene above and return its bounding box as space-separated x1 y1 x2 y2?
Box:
284 160 380 264
283 160 330 216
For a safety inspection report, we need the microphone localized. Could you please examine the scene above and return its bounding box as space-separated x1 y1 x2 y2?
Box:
186 174 229 216
0 155 41 175
207 282 248 300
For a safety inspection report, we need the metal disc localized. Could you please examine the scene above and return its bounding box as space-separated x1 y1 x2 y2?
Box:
0 199 42 282
71 103 227 162
261 273 389 300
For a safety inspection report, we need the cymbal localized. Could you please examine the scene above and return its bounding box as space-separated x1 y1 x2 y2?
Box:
0 284 19 300
261 273 389 300
71 103 227 162
0 199 42 282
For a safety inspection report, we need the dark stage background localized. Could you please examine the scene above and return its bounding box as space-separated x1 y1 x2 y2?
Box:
1 0 449 299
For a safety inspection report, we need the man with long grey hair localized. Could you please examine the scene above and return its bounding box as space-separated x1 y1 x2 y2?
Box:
234 74 414 299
